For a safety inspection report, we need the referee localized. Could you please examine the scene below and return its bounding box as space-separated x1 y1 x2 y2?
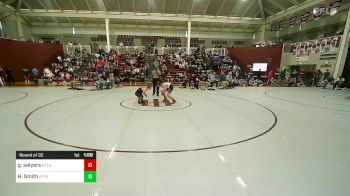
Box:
152 66 161 96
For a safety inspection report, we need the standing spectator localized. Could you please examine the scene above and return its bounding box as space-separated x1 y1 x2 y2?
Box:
279 68 286 85
267 69 274 85
0 66 6 86
97 66 104 76
298 69 305 86
32 67 39 83
291 69 298 84
323 69 331 89
246 67 253 83
275 68 280 80
285 69 291 86
256 68 262 80
313 69 322 86
6 67 14 85
22 67 30 85
0 75 3 87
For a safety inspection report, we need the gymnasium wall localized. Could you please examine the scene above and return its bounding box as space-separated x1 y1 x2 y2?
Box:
0 15 32 40
0 38 64 81
280 52 337 73
227 44 283 72
1 17 18 38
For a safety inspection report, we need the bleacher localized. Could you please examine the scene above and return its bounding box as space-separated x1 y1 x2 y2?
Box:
91 35 107 42
190 38 205 48
165 37 181 47
117 35 134 46
140 36 159 46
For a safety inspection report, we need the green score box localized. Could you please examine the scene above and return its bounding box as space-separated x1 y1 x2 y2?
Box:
84 171 96 183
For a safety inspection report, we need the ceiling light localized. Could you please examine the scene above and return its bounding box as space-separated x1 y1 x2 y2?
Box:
236 176 247 188
329 9 338 16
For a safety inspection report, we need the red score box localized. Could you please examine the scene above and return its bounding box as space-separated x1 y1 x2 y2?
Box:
84 159 96 171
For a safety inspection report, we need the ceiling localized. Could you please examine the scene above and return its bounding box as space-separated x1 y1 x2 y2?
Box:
0 0 317 31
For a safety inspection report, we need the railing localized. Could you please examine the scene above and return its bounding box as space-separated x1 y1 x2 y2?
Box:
98 45 146 54
91 45 228 56
64 45 92 54
205 48 228 56
156 47 228 56
156 47 194 55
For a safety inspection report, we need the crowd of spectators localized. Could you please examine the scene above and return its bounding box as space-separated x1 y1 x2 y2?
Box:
37 48 150 89
0 44 346 90
151 47 262 90
266 68 346 89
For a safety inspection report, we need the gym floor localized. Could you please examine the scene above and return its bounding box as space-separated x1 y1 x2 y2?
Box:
1 87 350 196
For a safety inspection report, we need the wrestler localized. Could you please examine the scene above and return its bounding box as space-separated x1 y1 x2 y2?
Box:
135 84 151 104
159 82 176 104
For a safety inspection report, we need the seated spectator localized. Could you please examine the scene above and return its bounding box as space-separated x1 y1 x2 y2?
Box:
190 74 199 89
58 72 65 81
43 67 53 82
334 77 345 90
65 72 71 81
129 73 136 85
180 74 189 88
226 72 235 88
238 78 247 87
208 72 218 88
94 76 105 90
220 80 230 89
249 78 263 86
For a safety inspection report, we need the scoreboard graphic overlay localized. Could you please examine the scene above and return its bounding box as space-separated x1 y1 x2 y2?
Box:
16 151 96 183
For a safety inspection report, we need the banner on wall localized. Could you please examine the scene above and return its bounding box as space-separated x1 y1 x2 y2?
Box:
289 15 298 27
286 36 342 56
270 0 342 31
279 18 286 30
313 4 326 20
300 10 311 24
328 0 342 16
